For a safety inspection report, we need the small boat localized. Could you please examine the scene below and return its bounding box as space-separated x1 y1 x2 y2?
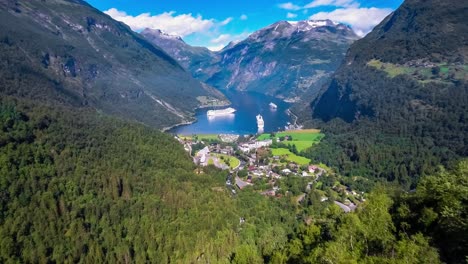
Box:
269 102 277 109
256 114 264 128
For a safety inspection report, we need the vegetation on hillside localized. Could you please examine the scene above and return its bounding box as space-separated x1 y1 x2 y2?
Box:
0 0 226 129
1 97 466 263
300 0 468 187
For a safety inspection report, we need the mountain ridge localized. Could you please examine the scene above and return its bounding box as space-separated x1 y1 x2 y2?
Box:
0 0 227 128
141 19 359 103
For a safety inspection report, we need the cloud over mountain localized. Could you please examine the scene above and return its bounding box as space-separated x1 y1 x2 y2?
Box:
309 7 393 36
104 8 219 37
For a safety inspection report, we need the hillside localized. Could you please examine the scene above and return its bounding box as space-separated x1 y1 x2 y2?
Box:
0 0 227 129
140 28 217 78
142 20 358 102
305 0 468 186
2 97 464 263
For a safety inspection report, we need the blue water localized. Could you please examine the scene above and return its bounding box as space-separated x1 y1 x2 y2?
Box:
171 91 292 135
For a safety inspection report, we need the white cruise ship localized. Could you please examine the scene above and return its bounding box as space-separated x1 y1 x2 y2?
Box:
269 102 277 109
206 107 236 116
256 114 264 128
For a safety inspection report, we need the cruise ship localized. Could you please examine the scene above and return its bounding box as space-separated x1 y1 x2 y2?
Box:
269 102 277 109
256 114 264 128
206 107 236 116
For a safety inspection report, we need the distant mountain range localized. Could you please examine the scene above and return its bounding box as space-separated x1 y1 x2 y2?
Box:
141 19 359 103
0 0 227 129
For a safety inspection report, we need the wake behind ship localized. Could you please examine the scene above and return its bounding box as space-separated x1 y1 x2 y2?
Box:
207 107 236 116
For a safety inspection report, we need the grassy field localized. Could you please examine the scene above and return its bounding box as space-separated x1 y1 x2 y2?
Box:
367 59 468 82
178 134 220 141
258 129 324 152
213 153 241 169
271 148 311 165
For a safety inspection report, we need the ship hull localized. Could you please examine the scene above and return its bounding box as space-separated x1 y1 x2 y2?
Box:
207 108 236 116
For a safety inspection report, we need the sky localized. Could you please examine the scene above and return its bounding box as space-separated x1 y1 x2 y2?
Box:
86 0 404 51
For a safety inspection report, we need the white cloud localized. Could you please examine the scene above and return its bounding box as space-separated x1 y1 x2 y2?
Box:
208 32 251 50
240 14 248 20
309 7 392 36
278 2 302 11
104 8 215 37
287 12 298 18
207 44 226 51
211 34 232 44
220 17 233 26
304 0 358 8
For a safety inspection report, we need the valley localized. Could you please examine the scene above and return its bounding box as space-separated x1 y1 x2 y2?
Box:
0 0 467 263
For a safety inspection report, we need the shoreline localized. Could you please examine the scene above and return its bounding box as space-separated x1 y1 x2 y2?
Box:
161 100 231 133
162 118 197 133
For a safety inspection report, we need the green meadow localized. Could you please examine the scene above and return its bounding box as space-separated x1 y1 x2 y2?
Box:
258 129 325 152
271 148 311 165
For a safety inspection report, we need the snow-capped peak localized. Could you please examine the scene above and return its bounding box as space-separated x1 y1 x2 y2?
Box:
142 28 184 42
307 20 328 27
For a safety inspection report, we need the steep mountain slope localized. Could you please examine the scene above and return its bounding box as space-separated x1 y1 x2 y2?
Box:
0 0 227 129
140 28 217 78
206 20 357 100
306 0 468 185
206 20 358 102
142 20 358 102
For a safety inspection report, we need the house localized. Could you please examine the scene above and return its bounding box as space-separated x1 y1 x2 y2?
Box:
239 139 272 152
301 171 309 177
270 172 281 179
281 168 292 175
239 144 250 153
236 177 250 189
334 201 356 213
200 154 207 164
256 139 272 148
198 146 210 156
252 171 263 177
308 165 318 173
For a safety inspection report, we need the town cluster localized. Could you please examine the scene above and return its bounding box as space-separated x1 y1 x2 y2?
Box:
176 133 364 212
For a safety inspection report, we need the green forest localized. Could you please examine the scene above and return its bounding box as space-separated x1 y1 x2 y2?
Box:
0 98 466 263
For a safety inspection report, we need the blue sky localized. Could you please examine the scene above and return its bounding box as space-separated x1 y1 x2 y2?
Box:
86 0 403 50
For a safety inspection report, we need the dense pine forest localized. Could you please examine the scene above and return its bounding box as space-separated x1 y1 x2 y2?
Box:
0 98 466 263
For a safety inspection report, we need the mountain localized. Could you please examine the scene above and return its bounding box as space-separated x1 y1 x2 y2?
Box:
0 0 227 129
142 20 359 102
140 28 217 80
305 0 468 187
206 20 358 102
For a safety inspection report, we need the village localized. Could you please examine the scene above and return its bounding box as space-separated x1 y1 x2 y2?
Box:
175 130 365 213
